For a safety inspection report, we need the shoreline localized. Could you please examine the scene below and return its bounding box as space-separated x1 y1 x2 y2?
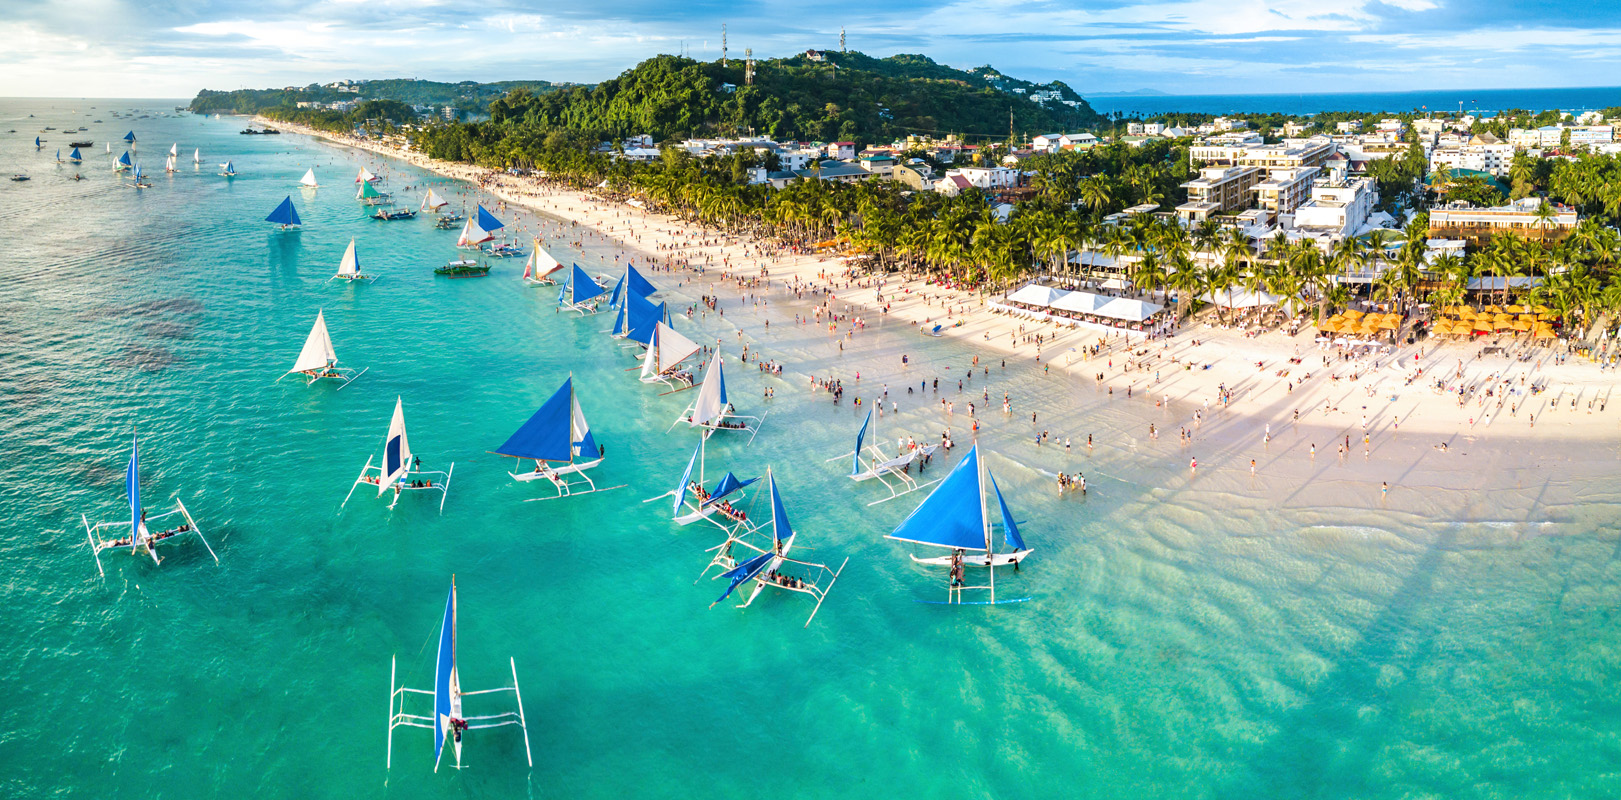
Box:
259 116 1621 446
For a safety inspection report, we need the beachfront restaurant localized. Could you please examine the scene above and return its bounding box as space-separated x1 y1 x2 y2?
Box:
993 283 1167 337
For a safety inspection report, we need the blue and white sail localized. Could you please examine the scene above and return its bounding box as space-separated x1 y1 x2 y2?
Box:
620 291 666 345
69 147 82 162
266 196 302 227
220 161 236 176
564 265 606 306
700 471 758 510
988 471 1026 552
432 579 460 770
378 397 412 496
493 377 598 465
336 239 362 278
886 446 988 551
689 351 729 428
116 151 133 169
714 470 796 604
607 273 628 309
125 432 141 552
672 439 701 514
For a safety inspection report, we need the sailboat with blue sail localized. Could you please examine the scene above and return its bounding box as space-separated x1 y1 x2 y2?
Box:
130 163 151 188
671 350 766 443
611 289 667 345
343 397 453 512
558 264 610 315
706 468 847 627
34 136 44 150
825 408 940 505
387 576 532 772
885 445 1033 604
643 436 758 530
114 151 133 172
219 160 236 177
493 376 621 499
68 147 82 163
608 264 658 309
329 238 377 283
266 196 302 230
123 130 137 147
79 430 219 577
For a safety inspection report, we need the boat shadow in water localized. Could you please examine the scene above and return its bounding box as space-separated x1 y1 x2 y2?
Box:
1218 527 1455 798
269 230 303 279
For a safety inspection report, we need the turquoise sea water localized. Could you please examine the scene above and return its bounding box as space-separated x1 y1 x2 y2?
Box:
3 99 1621 798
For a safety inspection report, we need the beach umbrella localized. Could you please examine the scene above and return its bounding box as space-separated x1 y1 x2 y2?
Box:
1473 318 1493 333
1343 309 1365 319
1505 305 1524 314
1377 316 1400 330
1455 307 1476 319
1510 319 1531 332
1533 326 1556 339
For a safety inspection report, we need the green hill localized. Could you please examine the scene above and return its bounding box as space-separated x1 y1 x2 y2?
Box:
486 52 1099 143
188 79 576 115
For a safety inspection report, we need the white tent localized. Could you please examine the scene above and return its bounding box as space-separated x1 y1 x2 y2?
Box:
1096 297 1163 322
1052 291 1108 314
1204 287 1284 309
1005 284 1071 307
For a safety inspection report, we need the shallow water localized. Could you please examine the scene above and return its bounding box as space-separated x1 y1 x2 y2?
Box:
2 99 1619 799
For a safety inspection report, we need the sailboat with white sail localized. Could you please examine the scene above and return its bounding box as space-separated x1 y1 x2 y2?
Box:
639 321 701 388
671 351 765 443
492 376 622 499
219 161 236 177
826 408 941 505
165 153 177 172
329 238 377 283
455 205 504 249
280 310 366 388
193 148 201 165
387 577 532 772
299 168 319 189
885 446 1033 604
80 431 219 577
644 437 758 531
706 469 847 627
521 239 565 286
343 398 453 512
420 188 449 212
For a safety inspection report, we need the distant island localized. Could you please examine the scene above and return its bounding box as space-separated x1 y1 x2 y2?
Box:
1089 89 1170 97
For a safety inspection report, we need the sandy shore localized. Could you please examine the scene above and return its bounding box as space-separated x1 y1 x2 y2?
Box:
262 117 1621 447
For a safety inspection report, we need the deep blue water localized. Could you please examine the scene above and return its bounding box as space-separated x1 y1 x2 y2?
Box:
1090 86 1621 118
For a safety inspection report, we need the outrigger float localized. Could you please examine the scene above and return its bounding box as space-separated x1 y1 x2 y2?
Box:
387 577 532 772
81 431 219 577
826 409 940 506
280 310 366 388
886 446 1033 605
492 376 623 500
343 397 453 512
705 469 847 627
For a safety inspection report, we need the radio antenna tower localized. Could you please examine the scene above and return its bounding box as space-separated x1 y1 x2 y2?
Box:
745 48 755 85
722 25 728 66
840 27 846 53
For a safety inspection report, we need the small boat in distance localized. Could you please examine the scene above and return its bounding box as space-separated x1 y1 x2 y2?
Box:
219 161 236 177
10 175 30 182
193 148 201 165
299 168 319 189
69 139 93 148
373 207 417 221
386 576 532 772
356 180 392 205
436 259 490 278
434 211 464 229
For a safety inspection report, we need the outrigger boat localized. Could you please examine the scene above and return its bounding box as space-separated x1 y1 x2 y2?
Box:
455 205 504 250
557 264 609 315
343 397 453 512
420 188 449 212
69 139 92 148
357 179 392 206
68 147 84 163
164 154 177 173
193 148 200 165
114 151 133 172
483 237 525 258
639 321 701 388
520 239 564 286
373 207 417 221
80 431 219 577
434 209 465 229
706 469 847 627
886 446 1033 604
492 376 622 500
387 577 532 772
34 136 44 149
219 161 236 177
825 409 941 506
330 238 378 283
266 196 302 230
123 130 137 148
299 168 319 188
436 259 490 278
280 310 366 388
356 167 382 184
644 437 758 531
130 164 151 188
671 351 766 443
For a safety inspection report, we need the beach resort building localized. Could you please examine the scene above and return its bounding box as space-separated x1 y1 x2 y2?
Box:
1253 166 1321 215
1427 197 1579 247
946 166 1018 190
1177 166 1263 222
1292 175 1379 242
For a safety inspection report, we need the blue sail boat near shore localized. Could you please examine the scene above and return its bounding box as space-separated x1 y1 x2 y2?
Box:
266 196 302 230
886 446 1032 604
494 376 620 499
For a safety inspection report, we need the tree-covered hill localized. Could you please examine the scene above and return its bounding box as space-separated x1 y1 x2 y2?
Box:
485 52 1099 143
188 79 576 115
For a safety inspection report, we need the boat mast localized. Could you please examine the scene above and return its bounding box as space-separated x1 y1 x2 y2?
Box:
980 454 994 603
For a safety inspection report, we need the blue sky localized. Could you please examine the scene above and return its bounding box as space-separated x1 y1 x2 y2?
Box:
4 0 1621 98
